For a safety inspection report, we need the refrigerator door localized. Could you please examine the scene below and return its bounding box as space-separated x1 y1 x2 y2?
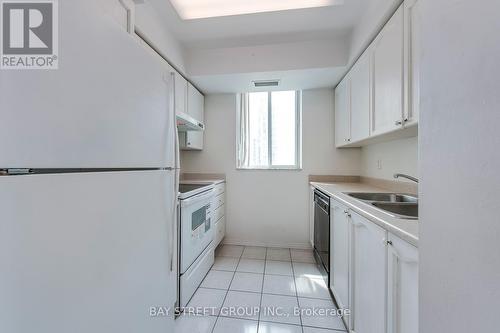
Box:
0 170 176 333
0 1 175 168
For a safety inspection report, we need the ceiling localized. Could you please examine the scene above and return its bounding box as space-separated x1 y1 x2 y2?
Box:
143 0 393 93
148 0 365 49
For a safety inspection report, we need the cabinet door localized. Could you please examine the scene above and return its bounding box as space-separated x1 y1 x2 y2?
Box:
372 5 404 136
174 72 187 115
187 83 203 119
350 48 371 142
350 212 387 333
387 233 418 333
309 186 315 247
330 201 350 319
183 83 204 150
403 0 422 127
335 78 351 147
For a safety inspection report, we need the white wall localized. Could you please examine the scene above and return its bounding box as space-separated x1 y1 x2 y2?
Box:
186 36 349 76
134 0 186 73
360 137 418 181
419 0 500 332
348 0 402 64
181 89 361 248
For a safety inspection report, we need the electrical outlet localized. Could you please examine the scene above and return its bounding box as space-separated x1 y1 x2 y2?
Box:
377 159 382 170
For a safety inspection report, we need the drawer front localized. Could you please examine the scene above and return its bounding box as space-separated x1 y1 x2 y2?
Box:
214 183 225 196
213 204 225 222
213 193 225 209
215 216 225 247
180 245 214 307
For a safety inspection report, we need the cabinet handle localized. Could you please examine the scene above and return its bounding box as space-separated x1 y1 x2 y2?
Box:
395 120 403 126
403 118 409 123
343 209 351 217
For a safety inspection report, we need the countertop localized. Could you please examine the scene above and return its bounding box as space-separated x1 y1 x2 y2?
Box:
180 179 225 185
310 182 419 247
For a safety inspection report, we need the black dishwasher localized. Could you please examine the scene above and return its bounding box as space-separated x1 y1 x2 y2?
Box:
313 189 330 285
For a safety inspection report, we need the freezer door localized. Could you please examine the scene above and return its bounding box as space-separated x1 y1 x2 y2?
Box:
0 1 175 168
0 170 176 333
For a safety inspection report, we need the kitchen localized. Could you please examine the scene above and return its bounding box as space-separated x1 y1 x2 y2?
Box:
0 1 498 333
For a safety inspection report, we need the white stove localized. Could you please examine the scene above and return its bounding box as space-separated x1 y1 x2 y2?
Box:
177 182 216 309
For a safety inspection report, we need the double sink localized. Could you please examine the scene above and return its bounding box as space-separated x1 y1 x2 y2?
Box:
345 192 418 220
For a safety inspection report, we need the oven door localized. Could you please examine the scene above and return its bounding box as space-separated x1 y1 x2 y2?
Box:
179 189 214 274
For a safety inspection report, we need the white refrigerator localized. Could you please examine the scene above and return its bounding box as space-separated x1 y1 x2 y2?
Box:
0 2 178 333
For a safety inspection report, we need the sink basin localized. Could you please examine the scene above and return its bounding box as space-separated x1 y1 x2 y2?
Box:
346 192 418 203
344 192 418 219
372 202 418 219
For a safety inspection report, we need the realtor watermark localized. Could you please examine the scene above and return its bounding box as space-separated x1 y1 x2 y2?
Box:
149 306 351 318
0 0 58 69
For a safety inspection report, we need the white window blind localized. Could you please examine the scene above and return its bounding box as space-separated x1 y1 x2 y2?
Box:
237 91 301 169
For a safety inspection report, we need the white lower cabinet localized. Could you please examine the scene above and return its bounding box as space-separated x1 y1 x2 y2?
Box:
387 233 419 333
309 186 315 247
350 212 387 333
328 200 419 333
330 201 350 320
212 182 226 247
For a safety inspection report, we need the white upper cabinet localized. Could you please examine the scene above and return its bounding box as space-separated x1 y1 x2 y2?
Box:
334 2 420 147
180 83 205 150
404 0 422 127
187 82 204 120
350 212 387 333
349 47 372 142
372 5 404 136
335 77 351 146
174 72 188 115
387 233 419 333
330 201 350 328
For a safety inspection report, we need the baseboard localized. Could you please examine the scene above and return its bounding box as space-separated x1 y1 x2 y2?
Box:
223 238 312 250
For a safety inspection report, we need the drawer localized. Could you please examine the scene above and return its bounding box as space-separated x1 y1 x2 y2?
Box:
214 182 225 196
213 204 225 222
213 193 225 209
215 216 225 247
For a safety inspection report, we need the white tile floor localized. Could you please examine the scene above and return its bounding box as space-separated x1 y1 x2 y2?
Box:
175 245 347 333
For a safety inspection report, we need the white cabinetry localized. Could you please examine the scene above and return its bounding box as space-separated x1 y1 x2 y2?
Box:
349 48 371 142
213 182 226 247
324 191 419 333
180 83 205 150
335 78 351 146
330 201 350 324
309 186 315 247
335 2 418 147
372 5 404 136
174 72 188 116
387 233 419 333
350 212 387 333
403 0 422 127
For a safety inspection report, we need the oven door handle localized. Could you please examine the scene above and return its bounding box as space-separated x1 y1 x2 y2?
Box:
180 189 215 207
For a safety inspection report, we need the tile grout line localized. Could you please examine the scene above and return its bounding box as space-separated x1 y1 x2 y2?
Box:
290 248 305 333
199 286 329 301
256 247 268 333
211 246 244 333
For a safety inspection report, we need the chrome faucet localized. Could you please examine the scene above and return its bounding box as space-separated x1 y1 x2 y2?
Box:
394 173 419 183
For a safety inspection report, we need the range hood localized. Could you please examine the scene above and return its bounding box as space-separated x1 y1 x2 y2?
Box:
176 112 204 132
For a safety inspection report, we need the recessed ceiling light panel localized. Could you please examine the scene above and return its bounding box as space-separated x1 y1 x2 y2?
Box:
169 0 344 20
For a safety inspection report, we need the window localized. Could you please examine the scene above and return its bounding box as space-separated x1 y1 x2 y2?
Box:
237 91 301 169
